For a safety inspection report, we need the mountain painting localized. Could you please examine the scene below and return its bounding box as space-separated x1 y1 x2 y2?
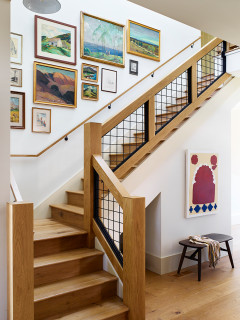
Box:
81 13 125 68
128 20 160 61
34 62 78 108
10 97 19 123
82 63 99 82
82 83 99 101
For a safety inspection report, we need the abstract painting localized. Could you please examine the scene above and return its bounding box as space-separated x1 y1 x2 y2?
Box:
127 20 160 61
32 107 51 133
35 16 77 65
81 12 125 68
81 63 99 82
10 33 23 65
101 68 117 93
10 91 25 129
10 68 22 87
82 82 99 101
33 62 78 108
186 151 218 218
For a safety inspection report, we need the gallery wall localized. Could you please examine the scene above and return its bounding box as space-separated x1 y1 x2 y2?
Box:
10 0 200 207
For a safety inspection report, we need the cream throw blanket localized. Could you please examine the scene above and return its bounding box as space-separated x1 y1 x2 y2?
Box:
189 235 220 268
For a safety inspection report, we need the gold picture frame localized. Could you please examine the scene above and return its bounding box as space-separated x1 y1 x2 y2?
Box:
33 61 78 108
80 12 125 68
81 82 99 101
127 20 160 62
81 63 99 83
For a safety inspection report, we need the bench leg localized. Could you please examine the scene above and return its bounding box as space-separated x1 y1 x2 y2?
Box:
198 248 202 281
225 241 234 268
178 246 187 274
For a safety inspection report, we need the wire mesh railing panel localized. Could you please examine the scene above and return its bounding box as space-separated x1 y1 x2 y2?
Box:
197 41 225 96
155 70 190 134
102 103 147 171
94 171 123 266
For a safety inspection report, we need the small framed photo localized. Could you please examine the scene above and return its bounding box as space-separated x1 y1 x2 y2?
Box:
10 68 22 87
10 91 25 129
81 63 99 82
10 33 23 65
82 82 99 101
129 59 138 76
101 68 117 93
32 107 51 133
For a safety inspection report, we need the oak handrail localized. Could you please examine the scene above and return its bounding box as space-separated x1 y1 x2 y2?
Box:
10 170 23 202
11 36 201 158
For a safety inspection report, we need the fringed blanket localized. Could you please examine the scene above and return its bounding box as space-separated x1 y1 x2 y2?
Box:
189 235 220 268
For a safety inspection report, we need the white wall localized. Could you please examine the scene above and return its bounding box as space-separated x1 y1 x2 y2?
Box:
0 0 10 319
10 0 200 208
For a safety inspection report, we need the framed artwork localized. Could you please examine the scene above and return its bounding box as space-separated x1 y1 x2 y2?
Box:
127 20 160 62
10 68 22 87
10 91 25 129
80 12 125 68
32 107 51 133
33 61 78 108
10 33 23 65
82 82 99 101
35 16 77 65
81 63 99 82
129 59 138 76
101 68 117 93
186 150 218 218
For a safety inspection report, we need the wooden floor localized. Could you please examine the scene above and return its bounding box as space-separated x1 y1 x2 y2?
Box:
145 225 240 320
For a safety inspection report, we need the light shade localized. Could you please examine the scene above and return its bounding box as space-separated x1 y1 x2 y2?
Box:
23 0 61 14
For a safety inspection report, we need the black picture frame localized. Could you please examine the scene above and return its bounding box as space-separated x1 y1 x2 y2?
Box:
129 59 138 76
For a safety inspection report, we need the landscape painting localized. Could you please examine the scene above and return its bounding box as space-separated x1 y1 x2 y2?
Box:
32 107 51 133
82 83 99 101
33 62 78 108
127 20 160 61
35 16 77 65
81 63 99 82
10 91 25 129
81 12 125 68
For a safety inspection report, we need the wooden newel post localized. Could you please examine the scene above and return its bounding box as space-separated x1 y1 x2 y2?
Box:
123 196 145 320
84 122 102 248
7 202 34 320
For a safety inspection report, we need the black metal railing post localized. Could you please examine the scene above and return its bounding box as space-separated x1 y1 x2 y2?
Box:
187 67 192 105
144 100 149 142
222 40 227 74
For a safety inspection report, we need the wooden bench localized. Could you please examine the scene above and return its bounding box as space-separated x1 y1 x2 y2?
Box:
177 233 234 281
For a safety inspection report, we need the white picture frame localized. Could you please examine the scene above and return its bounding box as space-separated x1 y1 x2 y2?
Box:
101 68 117 93
10 33 23 65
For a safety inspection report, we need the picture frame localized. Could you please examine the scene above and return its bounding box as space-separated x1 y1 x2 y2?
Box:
81 63 99 82
35 15 77 65
101 68 117 93
186 150 218 219
10 91 25 129
129 59 138 76
33 61 78 108
10 33 23 65
32 107 51 133
127 20 160 62
10 68 22 87
80 12 125 68
82 82 99 101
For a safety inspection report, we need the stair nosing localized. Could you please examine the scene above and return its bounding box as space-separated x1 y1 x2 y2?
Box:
50 204 84 215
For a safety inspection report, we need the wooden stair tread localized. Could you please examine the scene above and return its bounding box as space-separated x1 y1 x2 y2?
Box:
34 271 117 302
50 204 84 215
34 219 86 241
53 297 128 320
66 190 84 195
34 248 103 268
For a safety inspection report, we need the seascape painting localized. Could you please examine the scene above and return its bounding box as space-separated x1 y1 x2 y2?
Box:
127 20 160 61
81 13 125 67
34 62 78 108
82 83 99 101
10 91 25 129
82 63 99 82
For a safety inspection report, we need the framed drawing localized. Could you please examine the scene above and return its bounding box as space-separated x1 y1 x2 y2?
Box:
129 59 138 76
32 107 51 133
81 63 99 82
82 82 99 101
186 150 218 218
35 16 77 65
10 33 23 65
10 91 25 129
10 68 22 87
33 61 78 108
127 20 160 62
80 12 125 68
101 68 117 93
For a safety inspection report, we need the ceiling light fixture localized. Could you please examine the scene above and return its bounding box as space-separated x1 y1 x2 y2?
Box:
23 0 61 14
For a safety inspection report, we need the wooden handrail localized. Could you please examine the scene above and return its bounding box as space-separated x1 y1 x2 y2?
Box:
10 170 23 202
11 36 201 158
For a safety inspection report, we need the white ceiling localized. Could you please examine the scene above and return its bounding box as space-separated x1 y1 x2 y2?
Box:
128 0 240 46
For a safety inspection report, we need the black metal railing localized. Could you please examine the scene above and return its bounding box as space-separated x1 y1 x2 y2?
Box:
94 170 123 266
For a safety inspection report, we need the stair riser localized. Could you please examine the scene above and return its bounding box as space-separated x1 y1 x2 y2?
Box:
34 235 87 258
34 280 117 320
122 144 142 154
52 207 84 229
34 255 103 287
67 193 84 207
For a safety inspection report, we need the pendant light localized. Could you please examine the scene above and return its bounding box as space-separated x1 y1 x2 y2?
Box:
23 0 61 14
